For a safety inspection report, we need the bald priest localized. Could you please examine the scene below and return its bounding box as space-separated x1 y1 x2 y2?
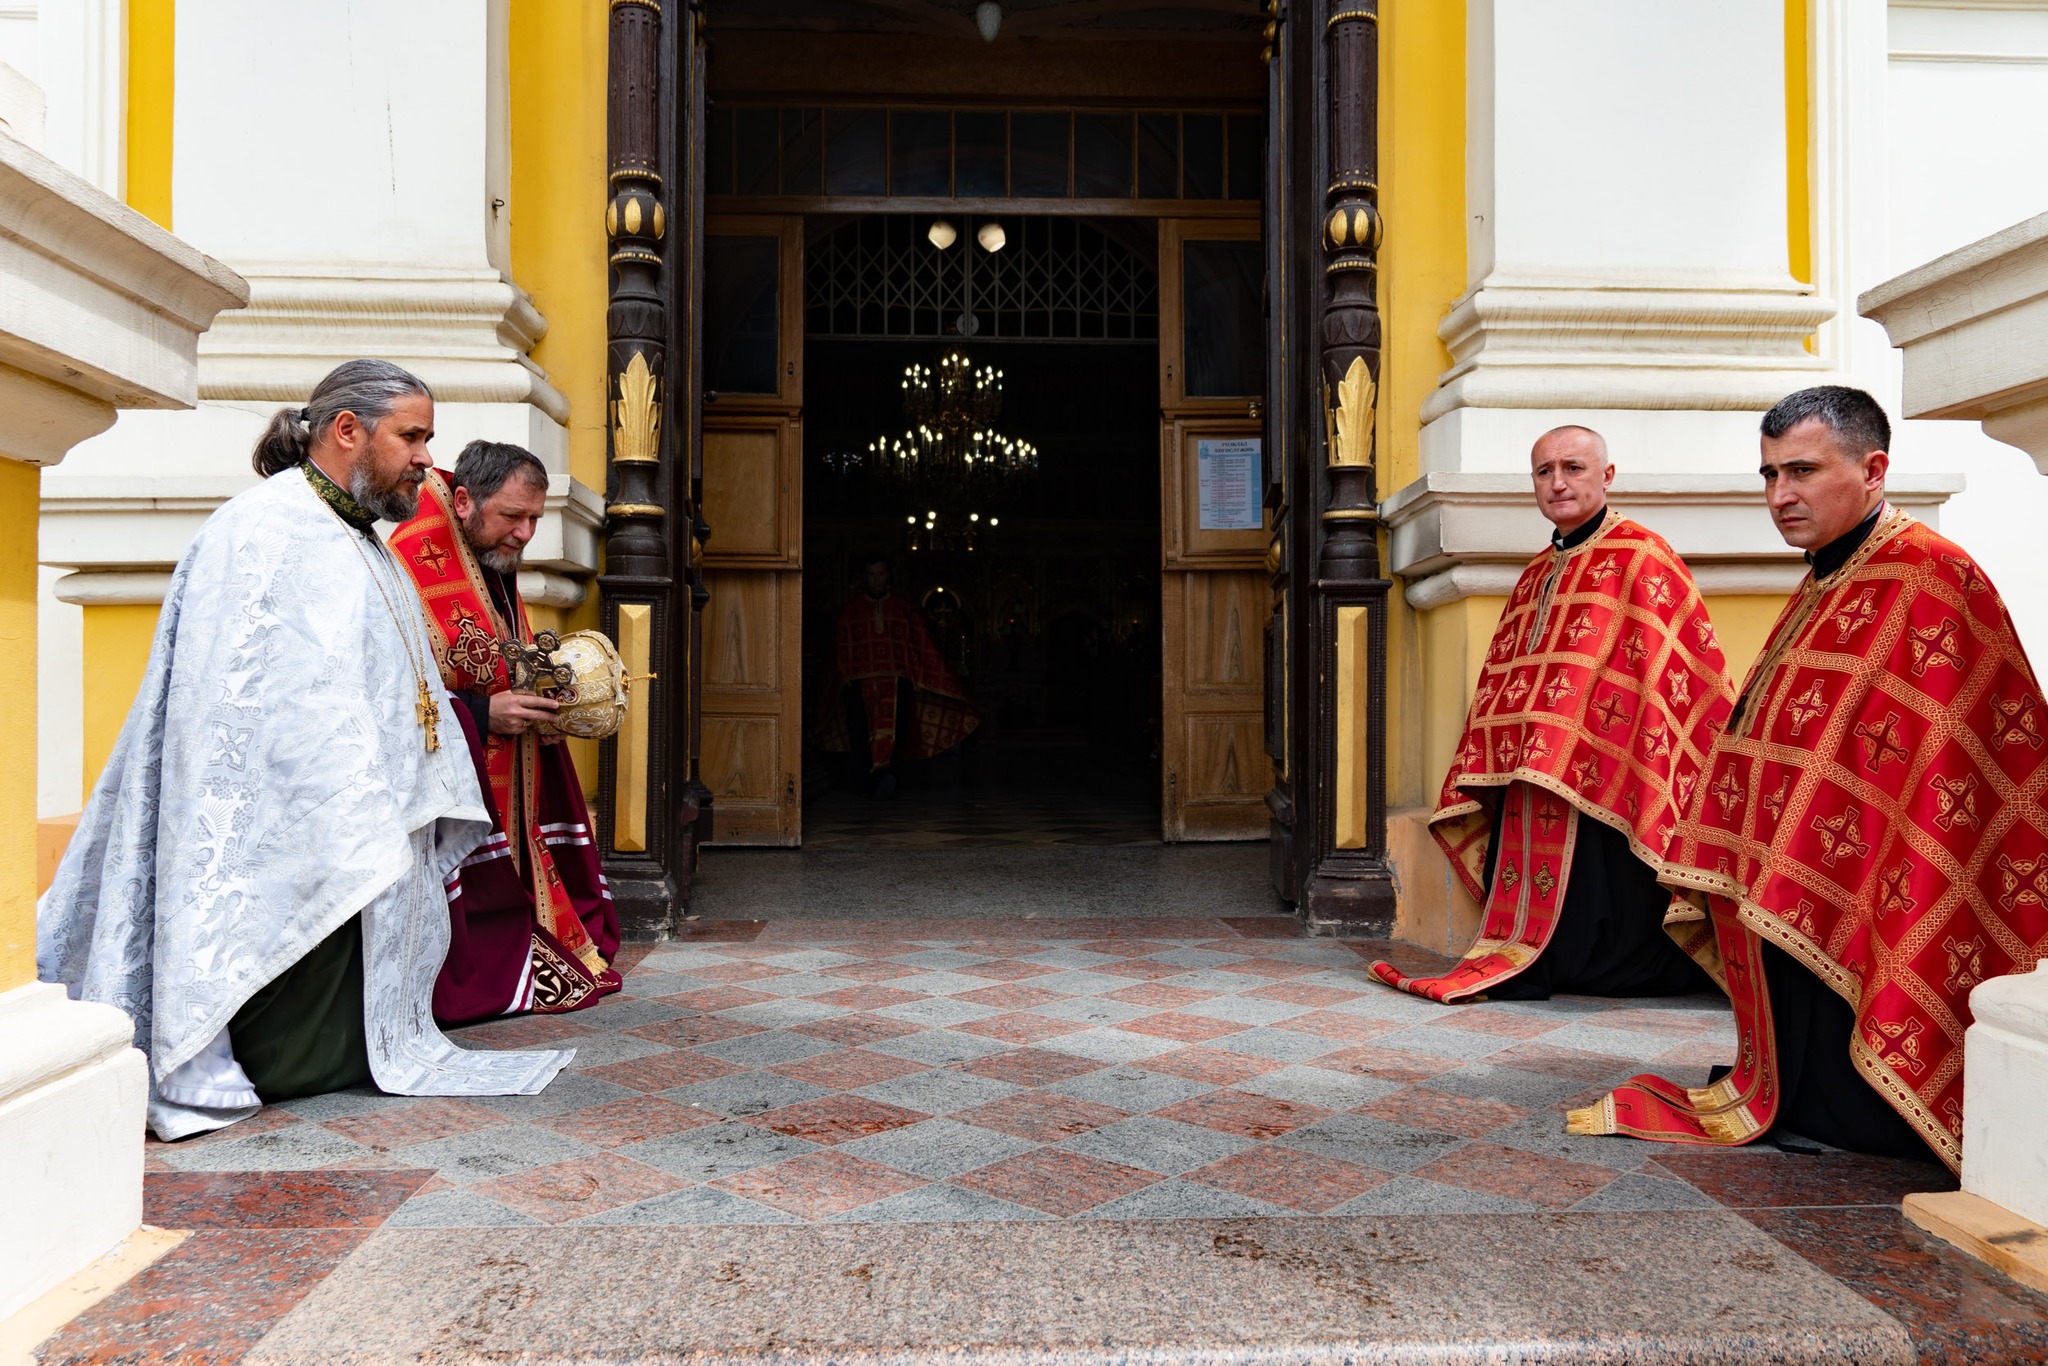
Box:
1373 426 1733 1003
1572 386 2048 1171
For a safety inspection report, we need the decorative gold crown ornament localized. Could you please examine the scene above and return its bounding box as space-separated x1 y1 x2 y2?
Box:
499 630 650 741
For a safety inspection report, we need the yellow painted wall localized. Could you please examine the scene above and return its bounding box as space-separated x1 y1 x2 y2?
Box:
1704 592 1788 688
1378 1 1466 810
126 0 174 226
2 460 39 989
81 605 159 798
1785 0 1811 287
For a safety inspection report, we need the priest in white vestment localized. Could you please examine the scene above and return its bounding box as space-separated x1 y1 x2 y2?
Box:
38 359 572 1139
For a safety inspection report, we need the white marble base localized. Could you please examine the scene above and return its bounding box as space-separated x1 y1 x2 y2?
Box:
0 981 146 1320
1962 961 2048 1230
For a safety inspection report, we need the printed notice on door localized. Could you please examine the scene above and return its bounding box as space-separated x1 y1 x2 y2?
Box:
1197 438 1263 530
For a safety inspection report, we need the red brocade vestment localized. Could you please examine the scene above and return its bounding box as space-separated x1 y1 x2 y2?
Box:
819 592 979 770
1569 507 2048 1171
389 471 621 1022
1372 510 1735 1002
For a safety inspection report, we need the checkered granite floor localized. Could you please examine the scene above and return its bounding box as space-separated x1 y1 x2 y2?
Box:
144 918 1749 1226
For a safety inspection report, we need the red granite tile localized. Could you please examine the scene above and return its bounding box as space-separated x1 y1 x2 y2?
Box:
450 1013 598 1049
148 1103 305 1151
536 1095 721 1148
1435 1007 1562 1040
954 1091 1129 1143
143 1170 434 1230
953 1047 1108 1087
1220 916 1305 939
671 919 766 941
1310 1043 1464 1084
825 959 931 983
697 941 789 958
1590 1006 1722 1037
1215 958 1323 980
1188 1146 1392 1212
585 1049 743 1092
770 1048 931 1089
953 1011 1090 1044
320 1098 508 1151
1651 1037 1736 1069
1243 982 1365 1007
713 1151 926 1218
1414 1141 1620 1210
946 939 1051 958
1138 1046 1286 1086
623 1014 765 1048
788 1012 927 1046
1650 1150 1955 1210
954 983 1072 1010
34 1229 366 1366
1070 939 1176 958
655 985 780 1013
1274 1010 1405 1044
1154 1089 1332 1139
689 961 797 983
1102 982 1220 1009
753 1095 930 1145
1091 959 1189 981
1486 1041 1637 1082
1355 1087 1531 1138
474 1152 687 1225
954 1147 1159 1215
808 984 930 1010
954 960 1065 982
1118 1011 1249 1043
1354 941 1456 976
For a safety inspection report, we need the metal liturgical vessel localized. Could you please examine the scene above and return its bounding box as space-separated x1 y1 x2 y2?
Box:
500 630 639 740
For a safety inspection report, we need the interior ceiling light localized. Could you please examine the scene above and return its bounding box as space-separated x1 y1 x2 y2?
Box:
927 218 957 249
976 2 1002 43
977 221 1007 253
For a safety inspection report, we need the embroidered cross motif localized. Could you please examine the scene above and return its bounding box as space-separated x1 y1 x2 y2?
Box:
1786 680 1828 737
1793 899 1820 937
1812 806 1870 868
1541 672 1578 708
1995 852 2048 913
1853 712 1911 774
1503 672 1534 708
411 538 452 576
1588 555 1621 586
1488 632 1518 665
1832 587 1880 644
1711 769 1745 819
1621 630 1649 668
1562 610 1599 646
1942 1097 1965 1137
1536 798 1564 835
1940 552 1987 595
1498 859 1521 892
1476 676 1501 712
1571 755 1603 790
1520 732 1553 765
1943 934 1987 996
1877 859 1917 920
1666 668 1692 710
1459 736 1482 773
1908 618 1967 676
1675 770 1697 809
1642 574 1674 609
1591 693 1633 732
1990 693 2044 751
1495 733 1520 768
1532 863 1557 898
447 614 501 685
1931 772 1981 832
1871 1016 1927 1077
1640 718 1672 761
1763 776 1790 823
1623 792 1639 819
1694 618 1718 652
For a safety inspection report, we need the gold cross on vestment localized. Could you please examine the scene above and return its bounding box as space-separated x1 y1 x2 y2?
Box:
416 681 442 752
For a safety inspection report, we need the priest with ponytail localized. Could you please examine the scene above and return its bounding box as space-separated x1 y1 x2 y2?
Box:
38 358 572 1139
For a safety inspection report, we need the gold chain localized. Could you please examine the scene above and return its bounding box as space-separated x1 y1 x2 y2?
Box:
324 500 444 753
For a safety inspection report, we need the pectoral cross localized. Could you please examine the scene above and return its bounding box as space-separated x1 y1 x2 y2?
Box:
417 681 441 752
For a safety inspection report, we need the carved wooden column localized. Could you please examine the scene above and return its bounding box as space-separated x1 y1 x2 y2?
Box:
1301 0 1395 933
598 0 682 934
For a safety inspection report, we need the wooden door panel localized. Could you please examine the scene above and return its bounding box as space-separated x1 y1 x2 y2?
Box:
1181 714 1270 822
700 566 800 845
702 717 781 805
1161 567 1270 841
701 415 800 567
1181 570 1265 695
704 569 785 692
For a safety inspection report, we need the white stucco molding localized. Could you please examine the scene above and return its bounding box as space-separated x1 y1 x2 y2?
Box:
1860 211 2048 472
195 267 569 425
1419 277 1835 424
0 130 245 463
1381 471 1965 610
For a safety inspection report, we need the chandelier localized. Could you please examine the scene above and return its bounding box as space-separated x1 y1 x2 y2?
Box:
830 349 1039 551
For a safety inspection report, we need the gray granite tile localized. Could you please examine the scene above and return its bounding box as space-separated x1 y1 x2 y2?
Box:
888 970 1006 997
575 1186 801 1226
745 972 862 999
620 1121 818 1181
1030 997 1153 1026
1040 1027 1181 1064
664 1070 832 1119
1538 1021 1699 1061
1475 1114 1662 1172
613 971 696 999
1371 1024 1523 1060
1276 1113 1469 1173
634 949 730 972
721 997 850 1028
1570 1172 1723 1212
1331 1175 1541 1215
1052 1067 1213 1114
1027 970 1154 998
579 997 686 1029
1019 948 1125 969
561 1033 672 1071
862 1028 1013 1066
1144 948 1246 969
1084 1178 1289 1220
273 1088 409 1121
829 1183 1049 1223
467 1070 639 1119
1207 1026 1349 1063
837 1118 1039 1180
872 997 1005 1027
694 1030 842 1067
887 949 993 970
1178 996 1315 1026
383 1189 542 1228
758 949 870 972
1158 969 1268 994
395 1124 598 1184
157 1124 373 1172
1306 983 1453 1018
1424 1064 1599 1109
1236 1064 1403 1111
854 1069 1021 1117
1059 1117 1252 1176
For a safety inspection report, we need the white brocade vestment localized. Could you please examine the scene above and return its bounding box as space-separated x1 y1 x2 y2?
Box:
38 466 572 1138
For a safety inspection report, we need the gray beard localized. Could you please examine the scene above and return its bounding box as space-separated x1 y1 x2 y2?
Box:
351 464 422 523
478 544 523 574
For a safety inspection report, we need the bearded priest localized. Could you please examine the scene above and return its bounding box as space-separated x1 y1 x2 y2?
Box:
388 440 621 1022
1570 387 2048 1171
1372 426 1733 1003
38 360 572 1139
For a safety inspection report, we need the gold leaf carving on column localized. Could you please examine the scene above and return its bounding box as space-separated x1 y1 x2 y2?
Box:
613 351 662 465
1326 355 1377 469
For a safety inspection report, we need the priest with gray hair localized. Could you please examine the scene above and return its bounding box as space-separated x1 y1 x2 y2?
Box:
38 357 572 1139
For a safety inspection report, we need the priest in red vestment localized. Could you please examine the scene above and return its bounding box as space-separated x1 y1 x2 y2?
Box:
1372 426 1734 1003
1571 387 2048 1172
819 556 979 796
390 440 621 1021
